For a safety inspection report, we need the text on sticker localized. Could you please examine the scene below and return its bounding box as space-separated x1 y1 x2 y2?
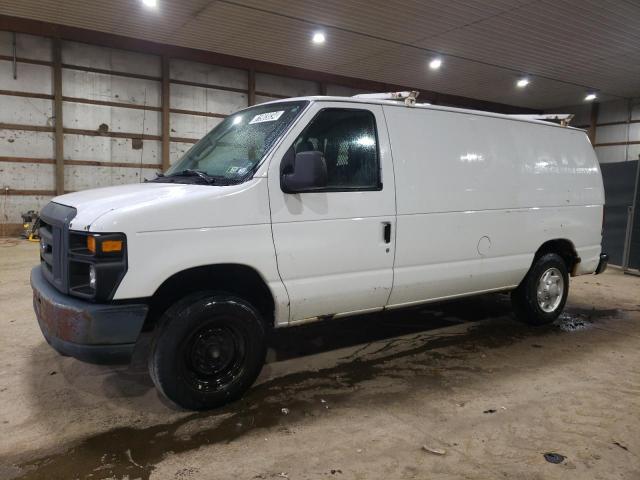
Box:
249 111 285 124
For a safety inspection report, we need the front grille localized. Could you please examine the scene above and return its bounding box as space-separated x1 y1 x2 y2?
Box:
39 202 77 294
39 220 55 277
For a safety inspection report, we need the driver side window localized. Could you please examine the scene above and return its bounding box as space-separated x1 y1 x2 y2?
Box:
292 109 381 190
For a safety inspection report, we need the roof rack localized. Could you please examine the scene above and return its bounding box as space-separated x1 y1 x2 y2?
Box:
507 113 575 126
352 91 421 106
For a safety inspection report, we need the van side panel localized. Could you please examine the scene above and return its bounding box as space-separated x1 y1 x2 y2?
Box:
267 103 397 323
383 105 604 307
102 178 291 326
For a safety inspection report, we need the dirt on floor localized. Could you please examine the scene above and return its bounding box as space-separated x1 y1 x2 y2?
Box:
0 239 639 480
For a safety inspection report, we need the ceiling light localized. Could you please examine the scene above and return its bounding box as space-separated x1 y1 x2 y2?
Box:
585 92 597 101
142 0 157 6
312 32 326 44
429 57 442 70
516 77 530 88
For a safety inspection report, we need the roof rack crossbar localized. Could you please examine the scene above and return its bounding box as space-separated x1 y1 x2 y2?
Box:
507 113 575 126
353 91 420 106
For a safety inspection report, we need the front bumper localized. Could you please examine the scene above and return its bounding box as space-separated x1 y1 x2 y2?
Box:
595 253 609 275
31 266 148 364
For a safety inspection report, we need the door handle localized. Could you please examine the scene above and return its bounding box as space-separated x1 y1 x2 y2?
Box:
383 222 391 243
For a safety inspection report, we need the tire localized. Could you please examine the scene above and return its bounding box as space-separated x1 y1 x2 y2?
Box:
148 291 266 410
511 253 569 325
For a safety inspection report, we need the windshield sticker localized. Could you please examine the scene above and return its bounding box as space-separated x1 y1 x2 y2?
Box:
249 111 285 124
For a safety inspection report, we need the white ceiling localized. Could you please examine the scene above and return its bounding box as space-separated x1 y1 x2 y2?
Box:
1 0 639 109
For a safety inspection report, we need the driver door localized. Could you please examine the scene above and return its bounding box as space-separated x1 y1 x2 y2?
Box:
268 102 396 323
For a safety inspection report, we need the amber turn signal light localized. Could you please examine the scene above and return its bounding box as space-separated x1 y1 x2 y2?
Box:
102 240 123 253
87 236 96 253
86 236 123 254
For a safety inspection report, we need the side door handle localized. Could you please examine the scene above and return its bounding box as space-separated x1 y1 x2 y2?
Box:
383 222 391 244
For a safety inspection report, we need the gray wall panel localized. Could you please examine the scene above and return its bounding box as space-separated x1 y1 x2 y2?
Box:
600 160 639 265
0 60 52 94
170 59 247 90
62 41 161 77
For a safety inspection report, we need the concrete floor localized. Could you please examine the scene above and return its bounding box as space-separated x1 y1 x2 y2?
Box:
1 240 639 480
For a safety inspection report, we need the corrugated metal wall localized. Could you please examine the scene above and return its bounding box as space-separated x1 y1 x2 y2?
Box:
0 31 368 234
550 98 640 267
592 99 640 269
594 100 640 165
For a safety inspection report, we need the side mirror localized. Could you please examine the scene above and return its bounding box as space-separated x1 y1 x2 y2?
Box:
280 148 328 193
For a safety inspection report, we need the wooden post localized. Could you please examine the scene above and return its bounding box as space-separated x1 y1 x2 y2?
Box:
161 54 170 172
588 101 599 145
248 68 255 106
52 36 64 195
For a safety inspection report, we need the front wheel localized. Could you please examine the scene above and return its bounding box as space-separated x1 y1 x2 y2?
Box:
511 253 569 325
149 292 267 410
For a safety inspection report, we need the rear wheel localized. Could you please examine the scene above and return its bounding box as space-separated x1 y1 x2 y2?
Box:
511 253 568 325
149 292 266 410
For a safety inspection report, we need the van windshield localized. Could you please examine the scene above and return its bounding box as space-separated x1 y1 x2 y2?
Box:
161 101 308 185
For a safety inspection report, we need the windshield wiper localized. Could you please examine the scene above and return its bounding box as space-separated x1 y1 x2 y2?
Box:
168 169 226 185
144 171 165 182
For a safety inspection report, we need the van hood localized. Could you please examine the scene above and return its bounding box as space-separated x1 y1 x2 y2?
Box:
53 180 270 232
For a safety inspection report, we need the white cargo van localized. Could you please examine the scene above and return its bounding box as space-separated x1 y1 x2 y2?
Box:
31 93 608 410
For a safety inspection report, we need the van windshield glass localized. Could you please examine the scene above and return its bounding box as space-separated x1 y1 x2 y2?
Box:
163 101 308 185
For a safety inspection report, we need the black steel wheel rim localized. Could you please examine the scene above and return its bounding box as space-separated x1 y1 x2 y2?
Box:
181 319 247 393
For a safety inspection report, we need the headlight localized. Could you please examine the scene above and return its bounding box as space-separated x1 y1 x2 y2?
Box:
89 264 97 290
68 232 127 301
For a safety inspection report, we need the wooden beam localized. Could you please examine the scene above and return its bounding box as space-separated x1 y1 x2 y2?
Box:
4 188 57 196
255 91 288 99
588 101 599 145
62 62 160 81
64 159 160 169
595 119 640 127
171 78 247 94
0 126 199 144
52 36 64 196
0 156 160 169
0 122 163 140
62 96 162 112
0 123 54 132
248 68 256 106
594 140 640 148
0 54 50 66
0 89 53 100
161 54 170 172
170 108 227 119
64 128 161 141
0 156 54 164
170 136 199 144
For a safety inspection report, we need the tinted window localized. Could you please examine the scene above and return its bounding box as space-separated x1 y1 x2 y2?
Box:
293 109 380 190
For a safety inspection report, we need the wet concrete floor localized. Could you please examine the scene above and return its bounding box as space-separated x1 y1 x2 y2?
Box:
1 242 639 479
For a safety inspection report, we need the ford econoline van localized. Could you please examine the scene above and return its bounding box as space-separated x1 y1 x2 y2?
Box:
31 93 608 409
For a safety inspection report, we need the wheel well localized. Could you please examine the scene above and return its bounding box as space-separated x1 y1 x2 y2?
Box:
535 239 579 275
144 264 275 330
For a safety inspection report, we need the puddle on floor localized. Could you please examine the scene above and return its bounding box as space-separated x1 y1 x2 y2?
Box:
556 307 620 332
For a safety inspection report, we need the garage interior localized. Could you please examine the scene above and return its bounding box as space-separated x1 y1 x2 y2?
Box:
1 1 639 479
